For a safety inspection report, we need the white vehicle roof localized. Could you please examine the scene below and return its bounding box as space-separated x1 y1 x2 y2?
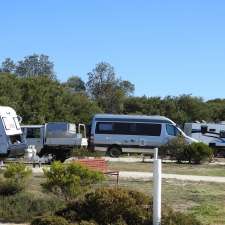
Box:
93 114 175 124
0 106 17 117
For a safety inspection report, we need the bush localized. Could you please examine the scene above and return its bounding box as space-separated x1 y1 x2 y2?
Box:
159 136 188 162
186 142 213 164
56 187 203 225
162 208 202 225
31 216 69 225
57 187 152 225
0 192 65 222
0 180 23 195
42 161 104 200
0 163 32 195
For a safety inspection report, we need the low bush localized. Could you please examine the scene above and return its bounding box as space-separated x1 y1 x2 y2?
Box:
0 192 65 222
42 161 104 200
0 180 23 195
0 163 32 195
160 137 213 164
186 142 213 164
56 187 203 225
159 136 188 162
31 216 69 225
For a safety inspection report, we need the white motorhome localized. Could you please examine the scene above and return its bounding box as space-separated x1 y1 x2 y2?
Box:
21 122 88 160
0 106 27 157
184 122 225 151
90 114 196 157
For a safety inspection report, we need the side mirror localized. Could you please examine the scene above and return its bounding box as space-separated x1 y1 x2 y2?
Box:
17 116 22 123
201 125 208 134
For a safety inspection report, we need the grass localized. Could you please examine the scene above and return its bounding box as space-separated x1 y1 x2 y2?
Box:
114 179 225 225
108 161 225 177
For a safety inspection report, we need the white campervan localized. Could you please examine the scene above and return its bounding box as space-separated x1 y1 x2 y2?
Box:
0 106 27 157
90 114 196 157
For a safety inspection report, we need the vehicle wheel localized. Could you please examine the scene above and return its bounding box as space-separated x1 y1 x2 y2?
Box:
108 146 122 158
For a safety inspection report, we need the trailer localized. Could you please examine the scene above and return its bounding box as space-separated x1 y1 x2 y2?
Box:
184 122 225 155
21 122 88 161
0 106 27 158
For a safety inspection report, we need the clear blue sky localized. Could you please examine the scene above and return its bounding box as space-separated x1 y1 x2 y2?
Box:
0 0 225 100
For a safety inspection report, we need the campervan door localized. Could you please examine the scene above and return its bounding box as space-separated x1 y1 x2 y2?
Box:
0 106 27 157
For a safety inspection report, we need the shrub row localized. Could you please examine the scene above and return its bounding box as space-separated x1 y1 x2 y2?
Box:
159 137 213 164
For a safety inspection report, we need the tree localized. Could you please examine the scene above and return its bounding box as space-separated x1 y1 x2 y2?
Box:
15 54 55 79
63 76 86 93
86 62 134 113
1 58 16 73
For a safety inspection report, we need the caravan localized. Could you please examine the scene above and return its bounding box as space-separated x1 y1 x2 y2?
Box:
184 122 225 152
90 114 196 157
0 106 27 157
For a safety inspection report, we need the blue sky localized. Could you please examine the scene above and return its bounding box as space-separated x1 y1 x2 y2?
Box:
0 0 225 100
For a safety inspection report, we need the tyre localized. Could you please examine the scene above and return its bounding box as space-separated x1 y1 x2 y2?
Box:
108 146 122 158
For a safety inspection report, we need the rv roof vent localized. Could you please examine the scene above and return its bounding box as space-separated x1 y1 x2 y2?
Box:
195 120 200 123
201 120 206 123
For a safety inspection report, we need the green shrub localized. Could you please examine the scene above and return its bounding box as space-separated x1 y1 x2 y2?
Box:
0 192 65 222
162 208 202 225
159 136 188 162
31 216 69 225
0 179 23 195
42 161 104 200
186 142 213 164
0 163 32 195
57 187 152 225
56 187 203 225
4 163 32 180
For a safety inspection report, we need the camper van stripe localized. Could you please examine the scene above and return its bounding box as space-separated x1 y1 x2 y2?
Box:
95 118 173 124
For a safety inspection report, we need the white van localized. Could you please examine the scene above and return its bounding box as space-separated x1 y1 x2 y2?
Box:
0 106 27 157
90 114 196 157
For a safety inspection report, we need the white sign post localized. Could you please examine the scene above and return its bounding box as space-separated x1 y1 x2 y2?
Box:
153 148 161 225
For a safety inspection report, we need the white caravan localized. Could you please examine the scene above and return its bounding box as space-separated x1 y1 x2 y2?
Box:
90 114 196 157
184 122 225 151
21 122 88 160
0 106 27 158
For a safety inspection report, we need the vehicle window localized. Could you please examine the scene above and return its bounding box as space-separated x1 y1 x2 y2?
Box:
135 123 161 136
2 117 16 130
96 122 113 134
26 128 40 138
13 117 21 130
166 124 180 136
113 123 130 134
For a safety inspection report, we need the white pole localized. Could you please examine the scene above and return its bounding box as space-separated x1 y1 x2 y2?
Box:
153 148 161 225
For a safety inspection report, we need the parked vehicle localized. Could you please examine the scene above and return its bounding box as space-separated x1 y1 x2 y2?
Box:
21 122 88 161
184 122 225 154
0 106 27 158
90 114 196 157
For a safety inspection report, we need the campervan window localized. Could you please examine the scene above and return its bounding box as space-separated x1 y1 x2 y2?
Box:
26 128 40 138
96 122 161 136
2 117 16 130
166 124 180 136
13 117 20 130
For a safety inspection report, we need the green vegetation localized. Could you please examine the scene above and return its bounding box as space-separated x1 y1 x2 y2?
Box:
1 55 225 124
0 163 32 195
160 137 213 164
31 216 69 225
42 161 105 200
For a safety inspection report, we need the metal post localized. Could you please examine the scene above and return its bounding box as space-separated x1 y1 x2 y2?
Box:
153 148 161 225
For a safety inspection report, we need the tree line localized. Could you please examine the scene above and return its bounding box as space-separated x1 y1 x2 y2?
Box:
0 54 225 126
